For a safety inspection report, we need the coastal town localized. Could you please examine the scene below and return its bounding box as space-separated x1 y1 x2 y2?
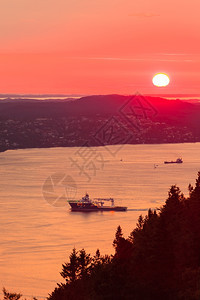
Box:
0 114 197 152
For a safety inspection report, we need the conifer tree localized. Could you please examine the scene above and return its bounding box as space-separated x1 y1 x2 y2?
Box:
92 249 101 267
60 248 78 284
77 249 91 278
112 225 123 250
189 172 200 203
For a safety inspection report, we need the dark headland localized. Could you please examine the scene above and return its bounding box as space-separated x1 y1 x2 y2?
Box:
0 94 200 151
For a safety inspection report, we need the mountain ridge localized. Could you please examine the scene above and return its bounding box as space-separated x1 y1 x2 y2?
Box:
0 94 199 151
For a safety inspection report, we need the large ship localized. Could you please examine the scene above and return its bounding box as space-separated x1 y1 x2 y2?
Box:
164 158 183 164
68 193 127 212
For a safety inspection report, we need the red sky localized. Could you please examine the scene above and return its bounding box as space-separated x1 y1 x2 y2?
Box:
1 0 200 95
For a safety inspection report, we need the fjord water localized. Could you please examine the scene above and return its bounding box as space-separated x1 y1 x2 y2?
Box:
1 143 200 299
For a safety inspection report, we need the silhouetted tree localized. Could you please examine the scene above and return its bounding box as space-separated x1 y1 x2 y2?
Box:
77 249 91 278
91 249 101 269
2 288 22 300
112 225 123 250
187 172 200 267
188 183 194 196
60 248 78 284
129 214 145 243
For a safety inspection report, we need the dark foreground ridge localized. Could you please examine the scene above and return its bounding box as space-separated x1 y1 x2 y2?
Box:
47 172 200 300
0 94 200 151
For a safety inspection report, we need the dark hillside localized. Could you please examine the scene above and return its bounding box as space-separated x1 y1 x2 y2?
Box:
0 95 200 151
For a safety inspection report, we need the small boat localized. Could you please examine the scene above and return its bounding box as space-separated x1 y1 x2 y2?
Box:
68 193 127 212
164 158 183 164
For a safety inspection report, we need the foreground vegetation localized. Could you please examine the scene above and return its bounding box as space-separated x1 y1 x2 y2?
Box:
48 173 200 300
0 288 37 300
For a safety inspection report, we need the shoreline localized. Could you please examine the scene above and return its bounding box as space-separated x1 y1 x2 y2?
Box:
1 140 200 153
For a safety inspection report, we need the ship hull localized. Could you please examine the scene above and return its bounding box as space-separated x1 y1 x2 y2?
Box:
68 202 127 212
164 161 183 164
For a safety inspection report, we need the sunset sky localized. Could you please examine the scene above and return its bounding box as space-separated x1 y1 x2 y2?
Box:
1 0 200 95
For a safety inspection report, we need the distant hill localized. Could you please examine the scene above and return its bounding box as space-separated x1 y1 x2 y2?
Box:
0 94 199 119
0 94 200 129
0 94 200 151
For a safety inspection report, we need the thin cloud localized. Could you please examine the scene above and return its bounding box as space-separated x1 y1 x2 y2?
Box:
129 12 160 18
160 53 192 56
85 57 193 63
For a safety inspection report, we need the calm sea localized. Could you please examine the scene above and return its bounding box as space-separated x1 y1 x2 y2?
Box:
0 143 200 299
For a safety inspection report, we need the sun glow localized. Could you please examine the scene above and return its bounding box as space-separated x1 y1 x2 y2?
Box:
152 73 170 87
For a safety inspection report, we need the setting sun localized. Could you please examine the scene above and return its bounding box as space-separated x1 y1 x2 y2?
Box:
152 73 170 87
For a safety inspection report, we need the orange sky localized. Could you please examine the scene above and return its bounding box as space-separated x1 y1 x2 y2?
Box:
0 0 200 95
